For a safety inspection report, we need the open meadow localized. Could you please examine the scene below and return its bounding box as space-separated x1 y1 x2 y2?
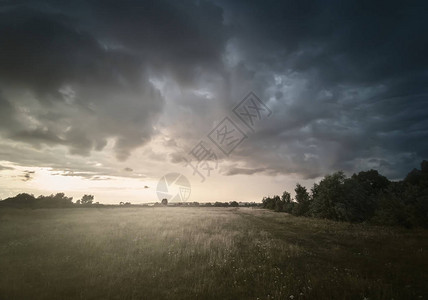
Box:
0 207 427 300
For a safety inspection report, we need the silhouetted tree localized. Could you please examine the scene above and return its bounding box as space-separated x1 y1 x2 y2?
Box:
262 196 273 209
372 182 411 227
352 169 390 192
261 161 428 228
0 193 77 208
272 195 282 212
81 194 94 205
36 193 73 208
309 171 346 220
281 191 293 213
0 193 37 208
293 184 311 216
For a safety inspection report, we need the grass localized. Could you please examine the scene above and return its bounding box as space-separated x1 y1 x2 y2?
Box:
0 207 427 299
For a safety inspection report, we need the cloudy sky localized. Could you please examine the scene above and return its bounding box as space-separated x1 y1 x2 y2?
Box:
0 0 427 203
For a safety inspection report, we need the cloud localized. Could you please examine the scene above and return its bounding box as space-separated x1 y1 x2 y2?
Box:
0 1 227 160
90 176 112 181
51 171 98 178
21 170 35 182
224 167 266 176
0 164 14 171
0 0 427 183
204 0 428 179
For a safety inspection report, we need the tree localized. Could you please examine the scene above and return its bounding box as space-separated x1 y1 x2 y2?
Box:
262 193 290 212
273 195 283 212
372 182 411 227
53 193 73 206
310 171 346 220
281 191 293 213
81 194 94 205
0 193 36 208
230 201 239 207
352 170 390 192
161 198 168 206
36 193 73 208
401 160 428 227
343 170 391 222
341 178 371 222
259 161 428 227
262 196 275 209
293 184 311 216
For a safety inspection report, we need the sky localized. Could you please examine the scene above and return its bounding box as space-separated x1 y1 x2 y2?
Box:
0 0 427 204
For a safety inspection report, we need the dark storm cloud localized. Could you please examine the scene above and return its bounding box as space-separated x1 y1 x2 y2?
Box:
89 0 227 82
0 91 19 130
209 0 428 179
224 167 267 176
0 0 427 180
0 7 161 159
0 0 227 161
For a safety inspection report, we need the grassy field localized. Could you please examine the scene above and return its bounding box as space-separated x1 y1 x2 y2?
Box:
0 207 427 300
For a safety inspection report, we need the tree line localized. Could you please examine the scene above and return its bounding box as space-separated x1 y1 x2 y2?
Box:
262 161 428 228
0 193 96 208
0 193 258 208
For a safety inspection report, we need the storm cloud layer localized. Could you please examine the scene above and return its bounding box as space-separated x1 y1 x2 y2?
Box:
0 0 427 181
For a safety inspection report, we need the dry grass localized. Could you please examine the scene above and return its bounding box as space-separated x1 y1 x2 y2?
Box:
0 207 427 299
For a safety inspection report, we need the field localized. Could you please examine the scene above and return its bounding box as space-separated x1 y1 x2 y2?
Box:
0 207 427 300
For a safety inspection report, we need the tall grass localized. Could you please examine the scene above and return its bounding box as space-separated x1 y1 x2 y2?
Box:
0 207 426 299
